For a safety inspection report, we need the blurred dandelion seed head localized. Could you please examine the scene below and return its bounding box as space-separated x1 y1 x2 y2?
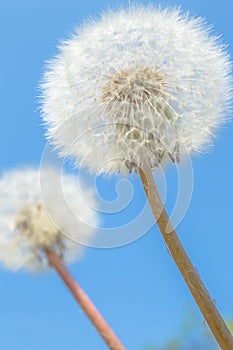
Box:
0 168 97 272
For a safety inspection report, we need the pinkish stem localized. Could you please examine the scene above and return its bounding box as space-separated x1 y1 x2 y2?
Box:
45 249 125 350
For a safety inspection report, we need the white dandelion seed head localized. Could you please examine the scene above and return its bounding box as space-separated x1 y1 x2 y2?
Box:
41 5 232 175
0 168 97 272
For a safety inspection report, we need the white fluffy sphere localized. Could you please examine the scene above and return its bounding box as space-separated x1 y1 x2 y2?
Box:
0 168 98 272
41 6 232 174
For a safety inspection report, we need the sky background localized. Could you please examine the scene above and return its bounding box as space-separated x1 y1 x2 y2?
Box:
0 0 233 349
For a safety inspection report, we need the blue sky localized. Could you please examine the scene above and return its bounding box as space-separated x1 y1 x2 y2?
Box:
0 0 233 349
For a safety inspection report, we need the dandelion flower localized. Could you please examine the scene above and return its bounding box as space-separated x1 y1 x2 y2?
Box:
0 167 97 271
41 5 231 174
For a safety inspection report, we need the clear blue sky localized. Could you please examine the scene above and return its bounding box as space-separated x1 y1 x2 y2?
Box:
0 0 233 349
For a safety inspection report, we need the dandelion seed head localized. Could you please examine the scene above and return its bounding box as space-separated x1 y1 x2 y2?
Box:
0 168 97 272
41 6 232 174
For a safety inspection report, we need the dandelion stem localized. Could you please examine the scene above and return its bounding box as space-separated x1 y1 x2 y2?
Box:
139 164 233 350
45 249 126 350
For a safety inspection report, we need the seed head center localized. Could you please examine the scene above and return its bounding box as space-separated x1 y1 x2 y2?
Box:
102 66 165 105
100 66 179 172
15 203 59 246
